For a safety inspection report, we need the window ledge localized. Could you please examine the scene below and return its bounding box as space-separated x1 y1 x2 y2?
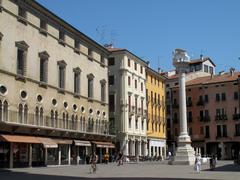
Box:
88 56 94 61
87 97 94 102
74 48 80 54
39 28 48 36
100 62 106 67
101 102 107 106
15 74 26 82
73 93 80 99
58 88 65 94
17 16 28 25
39 82 48 88
58 39 66 46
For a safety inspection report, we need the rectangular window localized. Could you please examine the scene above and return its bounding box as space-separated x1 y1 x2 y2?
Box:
222 125 227 137
129 118 132 128
204 65 208 73
74 40 80 51
59 66 65 89
59 31 65 45
74 72 80 94
234 92 239 100
188 127 192 135
128 59 131 67
142 120 144 130
217 125 222 137
128 76 131 86
101 82 106 102
188 111 192 122
141 82 143 91
222 93 226 101
216 93 220 101
135 119 138 129
134 62 137 71
108 57 115 66
39 19 47 36
109 94 115 112
17 49 25 76
135 79 137 89
40 58 48 83
235 124 240 136
209 67 213 74
128 95 131 111
109 75 114 85
140 66 143 74
205 95 209 103
88 48 93 59
205 126 210 138
18 6 26 18
88 78 93 98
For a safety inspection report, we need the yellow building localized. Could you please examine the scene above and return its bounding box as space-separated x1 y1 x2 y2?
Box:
146 67 166 158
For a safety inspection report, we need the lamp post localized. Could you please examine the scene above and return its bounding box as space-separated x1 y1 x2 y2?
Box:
171 49 195 165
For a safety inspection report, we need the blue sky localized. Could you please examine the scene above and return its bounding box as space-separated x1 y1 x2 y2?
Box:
37 0 240 73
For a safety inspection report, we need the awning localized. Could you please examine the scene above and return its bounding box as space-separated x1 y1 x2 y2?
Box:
0 134 41 144
74 140 91 146
53 139 72 144
92 141 115 148
37 137 58 148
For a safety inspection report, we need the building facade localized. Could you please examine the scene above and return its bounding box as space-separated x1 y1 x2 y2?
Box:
146 67 166 158
108 48 148 158
0 0 114 168
171 70 240 160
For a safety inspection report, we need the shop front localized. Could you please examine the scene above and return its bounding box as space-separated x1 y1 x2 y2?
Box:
53 139 72 165
73 140 92 164
92 141 115 163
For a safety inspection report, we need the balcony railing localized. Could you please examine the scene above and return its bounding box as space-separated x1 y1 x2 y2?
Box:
3 110 109 135
215 114 228 121
233 113 240 121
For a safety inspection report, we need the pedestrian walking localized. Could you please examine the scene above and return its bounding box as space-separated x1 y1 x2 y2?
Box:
117 152 124 166
90 152 98 173
210 155 216 170
194 154 201 173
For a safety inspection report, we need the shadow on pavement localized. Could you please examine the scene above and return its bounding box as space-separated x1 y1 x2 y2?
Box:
0 170 211 180
203 164 240 172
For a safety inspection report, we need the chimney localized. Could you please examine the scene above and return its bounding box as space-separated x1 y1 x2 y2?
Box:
230 67 235 76
200 54 203 60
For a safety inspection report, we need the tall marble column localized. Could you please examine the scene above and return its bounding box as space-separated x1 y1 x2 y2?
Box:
171 49 195 165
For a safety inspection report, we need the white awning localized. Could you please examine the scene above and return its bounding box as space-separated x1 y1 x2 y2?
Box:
74 140 91 146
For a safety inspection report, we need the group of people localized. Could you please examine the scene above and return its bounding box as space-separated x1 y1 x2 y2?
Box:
194 154 217 173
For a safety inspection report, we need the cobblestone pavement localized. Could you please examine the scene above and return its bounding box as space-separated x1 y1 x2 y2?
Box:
0 161 239 180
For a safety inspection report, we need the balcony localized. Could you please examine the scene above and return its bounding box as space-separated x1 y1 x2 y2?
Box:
196 100 204 106
2 110 110 135
233 113 240 121
187 101 193 107
172 103 179 109
215 114 228 121
199 116 211 122
129 106 135 115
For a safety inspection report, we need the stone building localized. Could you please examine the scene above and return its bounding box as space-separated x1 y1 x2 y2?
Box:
171 70 240 159
146 66 167 158
107 47 148 158
0 0 114 168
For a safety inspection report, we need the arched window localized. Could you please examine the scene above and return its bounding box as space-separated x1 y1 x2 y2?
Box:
3 101 8 121
50 110 54 127
79 116 82 131
23 104 28 124
18 104 23 123
55 111 58 128
83 117 86 132
62 112 66 129
0 100 2 121
66 113 69 129
35 106 39 125
40 107 43 126
71 114 74 130
74 115 78 130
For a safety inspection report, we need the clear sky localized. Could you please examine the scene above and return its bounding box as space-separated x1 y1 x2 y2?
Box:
37 0 240 73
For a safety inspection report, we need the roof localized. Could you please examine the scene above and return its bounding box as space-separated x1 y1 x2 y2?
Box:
145 66 167 80
189 57 216 67
186 72 240 86
26 0 109 54
107 47 148 65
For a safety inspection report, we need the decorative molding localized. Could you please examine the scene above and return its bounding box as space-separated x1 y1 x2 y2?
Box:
0 32 3 41
38 51 50 59
15 41 29 50
57 60 67 67
73 67 81 74
100 79 106 85
87 73 95 79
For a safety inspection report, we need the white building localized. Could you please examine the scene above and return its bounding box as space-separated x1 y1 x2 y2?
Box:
107 48 148 157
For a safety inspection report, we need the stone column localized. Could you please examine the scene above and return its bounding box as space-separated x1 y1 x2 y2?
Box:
221 142 225 160
153 146 155 156
68 145 71 165
139 141 142 156
9 142 13 168
132 140 135 156
44 148 48 166
144 141 147 156
171 48 195 165
28 144 32 167
58 146 61 165
125 140 129 156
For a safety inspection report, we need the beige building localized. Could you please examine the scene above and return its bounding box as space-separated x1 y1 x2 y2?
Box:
0 0 114 168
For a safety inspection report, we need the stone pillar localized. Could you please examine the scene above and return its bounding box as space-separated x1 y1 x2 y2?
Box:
125 140 129 156
156 146 159 156
100 148 102 163
44 148 48 166
153 146 155 156
160 147 162 157
9 142 13 168
144 141 147 156
28 144 32 167
58 146 61 165
139 141 142 156
76 146 79 165
171 49 195 165
221 142 225 160
68 145 71 165
132 141 135 156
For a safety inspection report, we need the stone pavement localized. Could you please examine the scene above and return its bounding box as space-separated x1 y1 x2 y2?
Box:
0 160 239 180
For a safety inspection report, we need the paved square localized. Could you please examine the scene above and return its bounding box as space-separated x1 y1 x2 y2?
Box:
0 161 240 180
